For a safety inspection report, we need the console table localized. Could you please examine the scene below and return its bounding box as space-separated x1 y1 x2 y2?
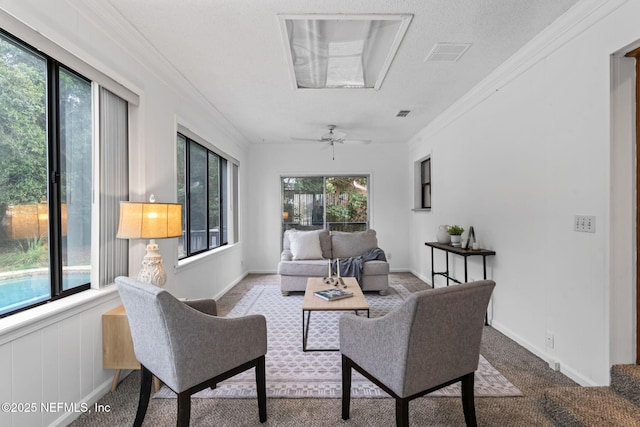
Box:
425 242 496 286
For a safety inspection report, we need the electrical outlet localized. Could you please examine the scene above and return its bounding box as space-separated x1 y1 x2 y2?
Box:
387 252 392 260
574 215 595 233
545 332 555 349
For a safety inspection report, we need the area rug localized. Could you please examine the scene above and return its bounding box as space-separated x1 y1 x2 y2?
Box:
154 283 522 399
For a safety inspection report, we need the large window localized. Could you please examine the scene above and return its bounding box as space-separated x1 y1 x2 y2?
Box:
281 176 368 236
177 133 229 259
0 31 92 316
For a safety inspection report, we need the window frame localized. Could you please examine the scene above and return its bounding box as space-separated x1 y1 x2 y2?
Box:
177 132 230 259
281 175 370 239
420 157 431 209
0 30 91 317
413 155 431 211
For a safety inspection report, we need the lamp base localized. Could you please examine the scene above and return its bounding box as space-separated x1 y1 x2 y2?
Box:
137 242 167 287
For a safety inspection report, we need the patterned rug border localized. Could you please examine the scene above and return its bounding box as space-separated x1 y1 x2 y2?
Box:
154 283 522 399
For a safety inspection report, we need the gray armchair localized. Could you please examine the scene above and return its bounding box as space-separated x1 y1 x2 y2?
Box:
340 280 495 427
115 277 268 426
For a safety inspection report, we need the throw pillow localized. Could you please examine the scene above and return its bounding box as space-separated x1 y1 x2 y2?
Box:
289 230 323 260
331 229 378 259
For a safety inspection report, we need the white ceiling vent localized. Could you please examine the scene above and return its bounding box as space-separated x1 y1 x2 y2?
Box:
424 43 471 62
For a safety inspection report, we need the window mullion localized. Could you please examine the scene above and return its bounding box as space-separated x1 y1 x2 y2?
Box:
205 149 210 250
219 158 226 245
185 139 191 256
323 176 327 230
47 59 63 299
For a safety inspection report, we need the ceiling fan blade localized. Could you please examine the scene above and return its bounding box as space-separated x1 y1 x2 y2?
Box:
290 137 322 142
341 138 372 144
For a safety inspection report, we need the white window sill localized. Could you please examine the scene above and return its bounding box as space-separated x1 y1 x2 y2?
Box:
0 285 120 345
175 242 239 272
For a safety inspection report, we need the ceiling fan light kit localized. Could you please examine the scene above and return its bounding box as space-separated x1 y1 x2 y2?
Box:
290 125 371 160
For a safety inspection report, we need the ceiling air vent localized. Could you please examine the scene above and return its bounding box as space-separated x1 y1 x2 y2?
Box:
396 110 411 117
424 43 471 62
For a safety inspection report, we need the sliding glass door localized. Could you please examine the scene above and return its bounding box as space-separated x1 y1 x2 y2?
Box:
281 176 369 239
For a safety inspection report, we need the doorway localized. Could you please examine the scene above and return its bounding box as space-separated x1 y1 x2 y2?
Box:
624 46 640 364
610 50 637 366
625 48 640 365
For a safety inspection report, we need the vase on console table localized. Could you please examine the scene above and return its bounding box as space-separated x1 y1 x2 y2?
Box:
436 225 451 244
450 235 462 247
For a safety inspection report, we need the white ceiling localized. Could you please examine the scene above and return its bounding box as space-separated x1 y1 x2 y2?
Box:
105 0 578 145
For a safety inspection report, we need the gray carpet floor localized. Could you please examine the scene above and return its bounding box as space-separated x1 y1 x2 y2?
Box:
70 273 577 426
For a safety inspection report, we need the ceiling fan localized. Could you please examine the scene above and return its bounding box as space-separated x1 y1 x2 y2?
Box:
291 125 371 160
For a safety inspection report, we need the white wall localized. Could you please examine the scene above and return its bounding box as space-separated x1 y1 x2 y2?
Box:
0 291 121 427
0 1 251 425
246 142 411 273
409 0 640 386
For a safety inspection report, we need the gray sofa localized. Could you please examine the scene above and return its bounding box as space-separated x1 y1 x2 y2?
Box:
277 229 389 295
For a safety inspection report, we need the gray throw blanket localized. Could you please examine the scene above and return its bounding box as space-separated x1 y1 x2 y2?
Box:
331 248 387 287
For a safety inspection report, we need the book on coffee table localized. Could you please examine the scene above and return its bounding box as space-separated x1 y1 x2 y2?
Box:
313 288 353 301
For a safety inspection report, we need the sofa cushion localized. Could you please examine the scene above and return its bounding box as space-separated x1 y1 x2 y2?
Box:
331 229 378 259
277 260 330 276
289 230 323 260
284 229 331 259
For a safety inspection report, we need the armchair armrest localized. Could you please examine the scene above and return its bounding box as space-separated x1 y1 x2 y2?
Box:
339 296 417 396
183 299 217 316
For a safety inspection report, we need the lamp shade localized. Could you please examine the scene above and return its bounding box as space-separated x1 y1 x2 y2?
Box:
116 202 182 240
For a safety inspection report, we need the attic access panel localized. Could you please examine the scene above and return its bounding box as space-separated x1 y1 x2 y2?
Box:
279 14 412 90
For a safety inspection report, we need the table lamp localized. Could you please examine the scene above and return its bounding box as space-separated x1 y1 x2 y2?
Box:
116 196 182 287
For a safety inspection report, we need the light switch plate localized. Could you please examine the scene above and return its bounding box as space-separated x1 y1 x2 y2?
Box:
574 215 595 233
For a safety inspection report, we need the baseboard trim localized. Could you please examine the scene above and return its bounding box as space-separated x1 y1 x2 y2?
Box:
491 319 598 387
409 269 431 286
49 375 115 426
213 271 249 300
247 269 278 274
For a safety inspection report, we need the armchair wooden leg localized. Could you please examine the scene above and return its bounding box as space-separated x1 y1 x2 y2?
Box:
177 392 191 427
341 355 352 420
395 398 409 427
461 372 477 427
133 365 153 427
256 356 267 423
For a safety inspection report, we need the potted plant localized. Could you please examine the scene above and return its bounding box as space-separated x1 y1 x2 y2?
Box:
447 225 464 247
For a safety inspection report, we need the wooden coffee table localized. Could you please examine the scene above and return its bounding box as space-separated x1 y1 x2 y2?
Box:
302 277 370 352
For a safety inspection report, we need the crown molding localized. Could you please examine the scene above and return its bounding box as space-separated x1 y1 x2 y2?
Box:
408 0 631 147
67 0 251 149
